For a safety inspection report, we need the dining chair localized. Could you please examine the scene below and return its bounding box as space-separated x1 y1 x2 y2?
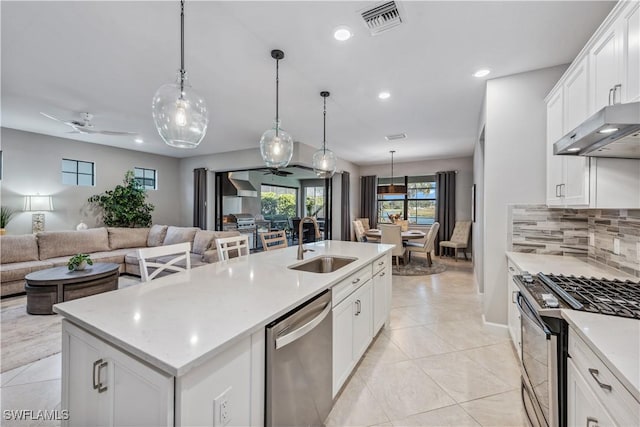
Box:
406 222 440 267
356 217 380 242
260 230 288 251
439 220 472 262
215 235 250 261
380 224 406 266
137 242 191 282
353 220 367 242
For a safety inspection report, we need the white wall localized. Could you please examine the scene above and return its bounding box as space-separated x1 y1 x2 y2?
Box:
359 156 474 223
473 132 485 293
0 128 182 234
178 142 361 239
482 65 566 325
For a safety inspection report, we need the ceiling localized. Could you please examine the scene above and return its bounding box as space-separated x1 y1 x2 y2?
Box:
1 1 614 165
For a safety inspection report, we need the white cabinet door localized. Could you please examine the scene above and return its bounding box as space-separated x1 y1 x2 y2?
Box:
506 262 521 360
622 1 640 103
590 21 624 112
332 292 355 397
62 321 173 427
567 359 617 427
563 157 590 206
372 268 390 334
352 281 373 362
63 324 107 427
547 88 565 206
564 57 590 131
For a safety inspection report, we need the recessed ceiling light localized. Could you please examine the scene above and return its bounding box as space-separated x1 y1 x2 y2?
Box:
473 69 491 78
598 127 619 134
333 26 352 41
378 91 391 100
134 137 144 144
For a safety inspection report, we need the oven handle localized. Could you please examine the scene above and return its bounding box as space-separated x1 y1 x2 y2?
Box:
516 293 551 338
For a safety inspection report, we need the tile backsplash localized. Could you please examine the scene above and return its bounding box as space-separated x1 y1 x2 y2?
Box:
508 205 640 278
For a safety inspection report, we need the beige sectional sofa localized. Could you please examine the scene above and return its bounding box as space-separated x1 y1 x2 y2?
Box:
0 225 240 297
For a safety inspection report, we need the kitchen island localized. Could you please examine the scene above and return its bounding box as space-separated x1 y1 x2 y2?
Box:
54 240 393 427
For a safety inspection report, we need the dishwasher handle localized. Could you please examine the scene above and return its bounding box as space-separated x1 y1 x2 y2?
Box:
275 302 332 349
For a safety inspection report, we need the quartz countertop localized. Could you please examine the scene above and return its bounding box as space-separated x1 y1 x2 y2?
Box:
54 241 393 376
506 252 639 403
562 310 640 403
505 252 634 280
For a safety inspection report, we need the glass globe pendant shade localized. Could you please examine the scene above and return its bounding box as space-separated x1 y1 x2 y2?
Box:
313 147 337 178
260 119 294 168
152 73 209 149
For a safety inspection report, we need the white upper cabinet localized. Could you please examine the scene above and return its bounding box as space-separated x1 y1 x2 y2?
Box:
623 1 640 103
546 0 640 209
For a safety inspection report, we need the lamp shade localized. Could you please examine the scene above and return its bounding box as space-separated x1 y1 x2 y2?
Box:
377 184 407 195
24 195 54 211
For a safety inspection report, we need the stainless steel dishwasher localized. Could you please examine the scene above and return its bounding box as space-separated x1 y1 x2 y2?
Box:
266 289 332 427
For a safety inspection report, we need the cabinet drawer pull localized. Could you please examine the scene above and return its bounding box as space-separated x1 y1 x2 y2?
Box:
555 184 560 197
354 300 361 316
92 359 101 390
509 266 515 272
588 368 612 392
586 416 599 427
352 278 361 285
378 261 384 266
379 272 385 277
97 360 108 393
609 87 614 105
613 84 622 105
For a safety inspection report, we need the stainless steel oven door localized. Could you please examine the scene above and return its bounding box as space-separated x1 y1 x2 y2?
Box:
517 293 558 427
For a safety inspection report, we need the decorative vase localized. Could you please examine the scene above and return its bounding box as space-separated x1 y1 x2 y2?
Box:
74 261 87 271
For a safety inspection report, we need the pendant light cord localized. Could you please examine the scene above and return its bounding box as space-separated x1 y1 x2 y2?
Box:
275 58 280 136
323 96 327 154
179 0 186 95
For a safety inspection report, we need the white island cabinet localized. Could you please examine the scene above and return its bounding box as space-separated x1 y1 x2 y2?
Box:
55 241 394 427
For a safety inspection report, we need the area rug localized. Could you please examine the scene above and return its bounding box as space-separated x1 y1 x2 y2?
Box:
0 275 140 373
392 255 447 276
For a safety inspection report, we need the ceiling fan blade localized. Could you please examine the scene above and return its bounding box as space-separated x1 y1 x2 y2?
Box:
96 130 138 136
40 112 67 123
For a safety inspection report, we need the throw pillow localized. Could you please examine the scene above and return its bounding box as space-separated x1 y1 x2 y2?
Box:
163 226 199 246
147 225 169 247
192 230 216 255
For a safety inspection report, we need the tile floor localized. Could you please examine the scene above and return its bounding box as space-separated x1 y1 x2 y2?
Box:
0 259 526 426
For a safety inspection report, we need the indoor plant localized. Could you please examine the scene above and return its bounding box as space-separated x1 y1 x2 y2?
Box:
0 206 16 235
88 170 154 227
67 254 93 271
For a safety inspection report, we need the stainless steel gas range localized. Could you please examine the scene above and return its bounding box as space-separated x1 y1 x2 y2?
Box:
513 273 640 427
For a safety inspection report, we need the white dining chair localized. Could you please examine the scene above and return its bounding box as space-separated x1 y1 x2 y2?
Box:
439 220 472 261
380 224 406 266
407 222 440 267
215 235 250 261
137 242 191 282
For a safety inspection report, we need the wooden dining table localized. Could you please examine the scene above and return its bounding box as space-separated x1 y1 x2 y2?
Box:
365 229 426 240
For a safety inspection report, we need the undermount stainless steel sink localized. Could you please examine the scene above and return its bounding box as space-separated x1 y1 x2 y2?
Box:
288 256 357 274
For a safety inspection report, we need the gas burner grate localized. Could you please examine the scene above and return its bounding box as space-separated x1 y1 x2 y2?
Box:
539 274 640 319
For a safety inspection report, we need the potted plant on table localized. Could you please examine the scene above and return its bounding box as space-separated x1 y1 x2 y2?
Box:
0 206 16 235
67 254 93 271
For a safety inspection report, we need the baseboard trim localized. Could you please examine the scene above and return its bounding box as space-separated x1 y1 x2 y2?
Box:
482 315 509 337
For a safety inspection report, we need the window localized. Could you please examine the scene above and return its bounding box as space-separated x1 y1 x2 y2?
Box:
304 186 325 218
377 175 437 225
261 185 298 219
62 159 94 186
134 167 157 190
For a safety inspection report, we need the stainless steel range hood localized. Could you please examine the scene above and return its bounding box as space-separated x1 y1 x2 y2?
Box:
221 172 258 197
553 102 640 159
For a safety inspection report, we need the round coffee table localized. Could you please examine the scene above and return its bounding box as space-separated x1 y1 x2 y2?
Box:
25 263 119 315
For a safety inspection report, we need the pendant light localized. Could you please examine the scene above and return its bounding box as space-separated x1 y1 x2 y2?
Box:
260 49 294 168
312 91 337 178
377 150 407 194
152 0 208 149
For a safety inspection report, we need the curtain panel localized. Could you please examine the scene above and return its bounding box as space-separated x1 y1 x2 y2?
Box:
360 175 378 229
341 172 351 241
193 168 207 229
435 171 456 256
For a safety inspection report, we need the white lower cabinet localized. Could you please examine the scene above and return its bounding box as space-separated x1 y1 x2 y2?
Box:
567 359 617 427
332 280 372 397
62 320 174 427
372 266 391 334
506 260 522 359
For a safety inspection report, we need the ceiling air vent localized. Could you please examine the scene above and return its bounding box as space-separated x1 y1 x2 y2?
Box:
360 1 403 36
385 133 407 141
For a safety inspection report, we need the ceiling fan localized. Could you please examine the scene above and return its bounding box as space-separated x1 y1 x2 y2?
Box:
40 112 137 136
261 168 293 177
